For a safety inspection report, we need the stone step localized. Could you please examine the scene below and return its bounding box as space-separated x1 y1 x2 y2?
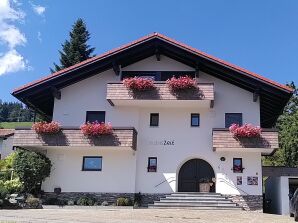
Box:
169 193 222 197
148 205 243 210
158 200 234 204
153 202 237 207
164 196 228 201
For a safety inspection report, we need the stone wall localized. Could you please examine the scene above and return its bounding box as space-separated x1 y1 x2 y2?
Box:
42 192 167 207
227 195 263 211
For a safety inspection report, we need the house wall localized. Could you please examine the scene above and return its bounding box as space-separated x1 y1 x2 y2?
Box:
0 136 14 159
46 56 262 196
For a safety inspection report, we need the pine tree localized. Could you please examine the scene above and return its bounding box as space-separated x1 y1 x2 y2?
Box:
51 18 95 72
263 82 298 167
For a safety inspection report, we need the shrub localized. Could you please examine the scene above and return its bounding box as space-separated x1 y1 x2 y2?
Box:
166 76 197 91
134 192 142 207
77 196 95 206
67 199 75 206
101 200 109 206
123 77 155 91
32 121 61 134
0 186 9 200
80 122 113 136
3 179 23 194
25 197 41 209
44 197 58 205
229 123 262 138
116 197 132 206
13 150 52 193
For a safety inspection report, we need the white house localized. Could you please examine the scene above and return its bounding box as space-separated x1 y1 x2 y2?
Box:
11 33 293 209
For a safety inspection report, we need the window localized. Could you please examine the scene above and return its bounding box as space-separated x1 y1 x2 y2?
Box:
82 156 102 171
147 157 157 172
225 113 242 128
233 158 243 173
191 113 200 127
150 113 159 127
86 111 105 123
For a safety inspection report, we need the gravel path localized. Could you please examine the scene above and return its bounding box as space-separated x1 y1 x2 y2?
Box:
0 209 294 223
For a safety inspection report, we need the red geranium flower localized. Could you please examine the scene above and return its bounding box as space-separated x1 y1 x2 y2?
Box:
229 123 261 138
166 76 197 91
123 77 155 91
32 121 61 134
80 122 113 136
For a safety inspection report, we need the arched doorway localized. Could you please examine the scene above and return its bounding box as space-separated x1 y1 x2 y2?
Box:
178 159 215 192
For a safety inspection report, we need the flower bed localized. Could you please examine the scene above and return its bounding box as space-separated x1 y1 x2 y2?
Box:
32 121 61 134
229 123 261 138
166 76 197 91
123 77 155 91
80 122 113 136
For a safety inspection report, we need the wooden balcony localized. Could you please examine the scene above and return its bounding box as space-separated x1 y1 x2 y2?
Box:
106 82 214 108
212 128 279 155
13 127 137 151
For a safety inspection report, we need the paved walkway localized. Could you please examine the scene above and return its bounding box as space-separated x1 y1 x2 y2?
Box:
0 209 293 223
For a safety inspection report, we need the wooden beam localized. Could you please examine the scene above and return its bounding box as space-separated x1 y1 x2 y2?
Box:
195 64 199 78
155 48 160 61
253 88 260 102
112 62 120 75
210 100 214 108
50 87 61 100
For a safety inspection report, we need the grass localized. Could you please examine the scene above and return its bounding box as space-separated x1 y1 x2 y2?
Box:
0 122 33 129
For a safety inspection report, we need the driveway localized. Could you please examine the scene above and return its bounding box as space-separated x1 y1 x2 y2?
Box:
0 209 293 223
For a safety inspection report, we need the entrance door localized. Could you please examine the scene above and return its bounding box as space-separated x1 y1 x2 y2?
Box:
178 159 215 192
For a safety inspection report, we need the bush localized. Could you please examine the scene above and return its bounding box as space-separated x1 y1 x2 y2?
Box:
67 199 75 206
3 179 23 194
44 197 58 205
101 200 108 206
13 150 52 193
0 186 9 200
116 197 132 206
25 197 41 209
134 192 142 207
76 196 95 206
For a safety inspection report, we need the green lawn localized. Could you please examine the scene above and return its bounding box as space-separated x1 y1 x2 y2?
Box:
0 122 33 129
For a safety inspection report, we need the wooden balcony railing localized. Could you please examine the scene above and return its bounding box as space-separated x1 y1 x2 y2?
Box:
13 127 137 150
212 128 278 155
106 82 214 107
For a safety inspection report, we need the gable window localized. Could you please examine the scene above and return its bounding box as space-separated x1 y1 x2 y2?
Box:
191 113 200 127
150 113 159 127
225 113 242 128
233 158 243 173
82 156 102 171
148 157 157 172
86 111 105 123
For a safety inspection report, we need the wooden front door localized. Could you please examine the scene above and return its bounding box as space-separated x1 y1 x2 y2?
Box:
178 159 215 192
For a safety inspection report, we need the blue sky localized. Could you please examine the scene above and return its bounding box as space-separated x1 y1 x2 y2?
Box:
0 0 297 102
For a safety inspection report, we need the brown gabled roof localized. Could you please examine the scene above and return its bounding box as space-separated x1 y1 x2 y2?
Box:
13 32 293 94
0 129 15 138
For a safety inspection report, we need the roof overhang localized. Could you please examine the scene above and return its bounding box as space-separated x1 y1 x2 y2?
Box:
12 33 293 127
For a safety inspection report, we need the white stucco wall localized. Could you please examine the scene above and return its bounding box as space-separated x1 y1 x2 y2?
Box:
0 136 14 159
265 176 298 215
45 56 262 195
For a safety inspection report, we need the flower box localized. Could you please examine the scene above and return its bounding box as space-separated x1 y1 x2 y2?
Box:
80 122 113 136
32 121 61 134
166 76 197 91
122 77 155 91
229 123 261 138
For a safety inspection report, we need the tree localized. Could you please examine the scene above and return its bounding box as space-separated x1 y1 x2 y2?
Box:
264 82 298 167
13 150 52 193
51 18 95 72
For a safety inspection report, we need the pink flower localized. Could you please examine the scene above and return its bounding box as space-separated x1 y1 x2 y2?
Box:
166 76 197 90
32 121 61 134
229 123 261 138
80 122 113 136
123 77 155 90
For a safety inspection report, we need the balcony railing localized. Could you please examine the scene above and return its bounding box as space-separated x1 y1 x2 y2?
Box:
13 127 137 150
106 82 214 107
212 128 278 155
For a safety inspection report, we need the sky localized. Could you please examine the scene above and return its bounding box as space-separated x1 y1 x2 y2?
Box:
0 0 297 102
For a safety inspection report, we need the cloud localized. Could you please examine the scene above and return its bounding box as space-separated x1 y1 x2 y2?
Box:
37 31 42 42
0 49 27 75
0 0 28 76
31 4 45 16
